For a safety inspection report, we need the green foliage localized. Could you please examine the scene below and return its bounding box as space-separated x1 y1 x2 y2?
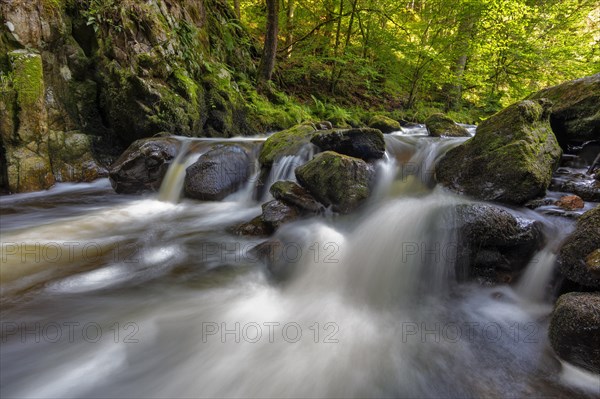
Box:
80 0 124 33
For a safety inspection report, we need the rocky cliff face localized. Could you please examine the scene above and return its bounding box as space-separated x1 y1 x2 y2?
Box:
1 0 259 192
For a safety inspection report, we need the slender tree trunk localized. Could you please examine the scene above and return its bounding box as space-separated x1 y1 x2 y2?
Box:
285 0 296 57
258 0 279 90
329 0 345 92
331 0 358 92
234 0 240 19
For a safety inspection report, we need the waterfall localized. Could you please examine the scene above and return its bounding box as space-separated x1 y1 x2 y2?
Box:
515 248 557 302
260 144 315 201
158 140 195 203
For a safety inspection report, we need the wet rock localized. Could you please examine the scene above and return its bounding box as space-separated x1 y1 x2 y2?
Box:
425 113 470 137
586 249 600 277
261 200 300 230
259 123 317 167
529 73 599 148
555 195 584 210
316 121 333 130
550 169 600 202
454 204 544 283
310 128 385 161
557 206 600 289
48 131 107 182
436 100 562 205
296 151 375 214
270 181 324 213
184 145 251 201
229 216 272 237
525 198 555 209
549 292 600 373
109 137 181 194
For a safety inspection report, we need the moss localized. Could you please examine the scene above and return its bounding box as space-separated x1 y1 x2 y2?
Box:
425 113 469 137
368 114 401 133
8 51 44 107
171 69 199 104
259 123 317 166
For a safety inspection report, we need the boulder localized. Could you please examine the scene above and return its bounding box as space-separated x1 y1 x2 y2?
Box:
549 292 600 373
436 100 562 205
295 151 374 214
529 73 600 147
454 204 544 283
184 145 251 201
229 216 272 237
109 137 181 194
368 115 401 133
425 113 470 137
270 180 324 213
554 195 584 210
310 128 385 161
550 169 600 202
259 123 317 167
557 206 600 289
261 200 300 230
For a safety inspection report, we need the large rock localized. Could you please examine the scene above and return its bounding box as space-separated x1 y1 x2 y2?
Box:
529 73 600 147
454 204 544 283
259 123 317 167
261 200 300 230
184 145 251 201
270 180 324 213
549 292 600 373
436 100 562 205
557 206 600 289
295 151 374 214
48 131 107 182
109 137 181 194
310 128 385 161
425 113 470 137
368 115 401 133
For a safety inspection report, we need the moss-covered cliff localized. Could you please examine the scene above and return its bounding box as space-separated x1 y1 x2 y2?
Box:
0 0 273 192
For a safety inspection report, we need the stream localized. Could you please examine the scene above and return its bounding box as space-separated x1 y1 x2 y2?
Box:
1 126 598 398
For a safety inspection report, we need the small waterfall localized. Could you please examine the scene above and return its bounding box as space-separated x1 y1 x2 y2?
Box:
405 137 468 185
158 141 198 203
516 247 557 302
260 144 315 201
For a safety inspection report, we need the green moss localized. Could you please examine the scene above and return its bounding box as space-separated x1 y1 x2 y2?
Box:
172 69 199 104
425 113 469 137
8 51 44 107
368 114 401 133
259 123 317 166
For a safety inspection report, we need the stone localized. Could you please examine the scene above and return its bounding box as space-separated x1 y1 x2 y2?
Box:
259 123 317 167
554 195 584 210
269 180 324 213
368 115 401 133
436 100 562 205
310 128 385 161
425 113 470 137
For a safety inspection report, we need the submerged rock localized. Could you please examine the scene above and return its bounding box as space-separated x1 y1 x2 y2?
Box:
109 137 181 194
184 145 251 201
261 200 300 230
554 195 584 210
549 292 600 373
229 216 272 237
270 181 324 213
259 123 317 167
436 100 562 205
529 73 600 148
454 204 544 283
556 206 600 289
550 168 600 202
425 113 470 137
368 115 401 133
295 151 375 214
310 128 385 161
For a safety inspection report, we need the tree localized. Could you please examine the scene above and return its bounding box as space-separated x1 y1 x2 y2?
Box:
257 0 279 91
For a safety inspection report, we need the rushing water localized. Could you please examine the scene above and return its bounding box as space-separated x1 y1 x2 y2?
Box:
1 129 598 398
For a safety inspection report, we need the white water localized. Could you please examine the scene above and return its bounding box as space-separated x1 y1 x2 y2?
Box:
1 131 597 398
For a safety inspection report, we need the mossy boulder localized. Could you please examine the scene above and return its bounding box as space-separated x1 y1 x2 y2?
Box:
259 123 317 167
295 151 374 213
270 180 324 213
109 137 181 194
549 292 600 373
368 115 401 133
425 113 470 137
436 100 562 205
310 128 385 161
5 147 55 193
529 73 600 148
556 206 600 289
184 145 251 201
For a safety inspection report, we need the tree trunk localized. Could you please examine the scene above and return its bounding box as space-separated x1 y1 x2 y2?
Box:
234 0 240 19
284 0 296 57
258 0 280 89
